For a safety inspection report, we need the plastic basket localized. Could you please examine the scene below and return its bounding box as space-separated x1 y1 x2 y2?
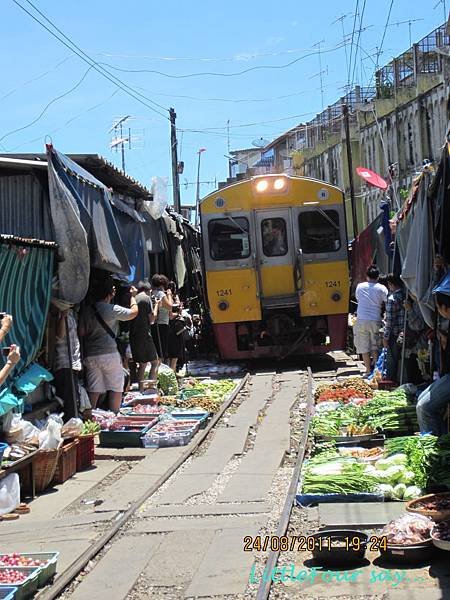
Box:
53 440 78 484
0 553 59 588
141 429 194 448
0 588 17 600
0 567 40 600
34 447 61 493
76 434 95 471
99 426 148 448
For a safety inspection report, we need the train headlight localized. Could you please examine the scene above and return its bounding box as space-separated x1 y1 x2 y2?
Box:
218 300 229 311
255 179 269 193
273 177 287 191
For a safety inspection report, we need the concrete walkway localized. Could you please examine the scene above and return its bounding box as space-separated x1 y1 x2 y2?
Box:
69 371 304 599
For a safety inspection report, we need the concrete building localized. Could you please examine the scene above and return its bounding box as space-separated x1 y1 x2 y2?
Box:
229 22 450 236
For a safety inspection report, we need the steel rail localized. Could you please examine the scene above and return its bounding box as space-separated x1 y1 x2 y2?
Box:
255 366 314 600
37 373 250 600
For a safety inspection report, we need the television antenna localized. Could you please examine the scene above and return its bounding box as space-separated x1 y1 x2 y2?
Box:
109 116 144 172
434 0 448 22
387 18 424 48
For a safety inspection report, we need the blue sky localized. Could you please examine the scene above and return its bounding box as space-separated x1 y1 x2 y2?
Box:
0 0 446 205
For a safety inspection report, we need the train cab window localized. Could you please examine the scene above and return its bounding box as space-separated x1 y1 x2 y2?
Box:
298 210 341 253
261 218 288 257
208 217 251 261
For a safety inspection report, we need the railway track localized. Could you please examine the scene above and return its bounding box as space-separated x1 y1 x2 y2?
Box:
26 352 361 599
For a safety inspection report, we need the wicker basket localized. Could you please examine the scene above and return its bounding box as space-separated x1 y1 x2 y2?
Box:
34 445 62 493
53 439 79 484
76 434 95 471
406 492 450 523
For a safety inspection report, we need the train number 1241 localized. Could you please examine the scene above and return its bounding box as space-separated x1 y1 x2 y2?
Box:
216 289 232 297
325 280 341 288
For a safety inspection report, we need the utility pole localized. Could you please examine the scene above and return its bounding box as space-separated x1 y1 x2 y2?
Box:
342 104 358 238
169 107 181 213
195 148 206 227
227 119 232 178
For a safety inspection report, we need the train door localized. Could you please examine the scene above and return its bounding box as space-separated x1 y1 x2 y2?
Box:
254 209 297 302
294 205 349 317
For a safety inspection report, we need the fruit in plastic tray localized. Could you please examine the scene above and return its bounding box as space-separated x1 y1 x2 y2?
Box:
0 553 45 568
0 568 29 583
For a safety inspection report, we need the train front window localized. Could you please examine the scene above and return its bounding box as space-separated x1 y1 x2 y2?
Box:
208 217 251 261
261 218 288 257
298 210 341 253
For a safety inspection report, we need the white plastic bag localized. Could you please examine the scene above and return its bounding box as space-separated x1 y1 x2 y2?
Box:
0 473 20 516
79 384 91 412
144 177 168 219
4 413 40 443
61 417 83 438
39 418 62 449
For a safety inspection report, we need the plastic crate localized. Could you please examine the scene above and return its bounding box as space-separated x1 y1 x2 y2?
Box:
0 567 40 600
170 411 209 429
0 588 17 600
53 439 78 484
76 434 95 471
0 553 59 588
99 426 148 448
141 429 194 448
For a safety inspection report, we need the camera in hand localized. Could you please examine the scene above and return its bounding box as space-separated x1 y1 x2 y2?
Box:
0 313 6 321
2 347 10 356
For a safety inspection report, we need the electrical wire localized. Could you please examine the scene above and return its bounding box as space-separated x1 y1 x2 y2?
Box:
347 0 360 87
0 65 94 144
11 0 169 119
350 0 367 89
98 41 347 79
0 55 72 102
377 0 395 69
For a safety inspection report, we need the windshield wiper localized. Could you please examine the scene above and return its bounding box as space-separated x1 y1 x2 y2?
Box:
224 214 247 235
316 207 340 230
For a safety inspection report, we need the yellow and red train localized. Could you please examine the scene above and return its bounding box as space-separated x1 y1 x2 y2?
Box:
199 174 350 360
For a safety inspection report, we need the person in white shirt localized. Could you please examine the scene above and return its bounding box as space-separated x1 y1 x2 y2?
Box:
353 265 388 375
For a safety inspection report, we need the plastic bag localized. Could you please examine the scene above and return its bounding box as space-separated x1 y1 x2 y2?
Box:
4 413 40 443
61 417 83 438
78 384 91 412
144 177 168 219
39 417 62 449
381 513 433 544
0 473 20 516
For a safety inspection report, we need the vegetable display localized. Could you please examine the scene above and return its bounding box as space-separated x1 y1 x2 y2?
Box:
312 389 417 437
157 366 179 396
314 377 373 404
81 421 100 435
385 434 450 489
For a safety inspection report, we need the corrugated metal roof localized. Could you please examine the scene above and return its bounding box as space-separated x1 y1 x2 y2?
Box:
0 153 152 200
0 174 54 241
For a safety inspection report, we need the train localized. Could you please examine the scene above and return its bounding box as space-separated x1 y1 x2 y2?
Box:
198 173 350 360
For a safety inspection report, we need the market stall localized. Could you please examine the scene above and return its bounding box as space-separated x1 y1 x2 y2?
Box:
296 372 450 568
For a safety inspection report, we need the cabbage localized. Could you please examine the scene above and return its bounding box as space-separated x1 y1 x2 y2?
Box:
375 484 395 499
383 465 406 483
375 454 407 470
393 483 407 500
397 470 415 485
403 486 423 500
157 364 179 395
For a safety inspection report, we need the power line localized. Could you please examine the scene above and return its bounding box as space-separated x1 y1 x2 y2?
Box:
376 0 395 71
350 0 367 89
347 0 360 87
0 65 94 144
98 41 347 79
11 0 169 120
